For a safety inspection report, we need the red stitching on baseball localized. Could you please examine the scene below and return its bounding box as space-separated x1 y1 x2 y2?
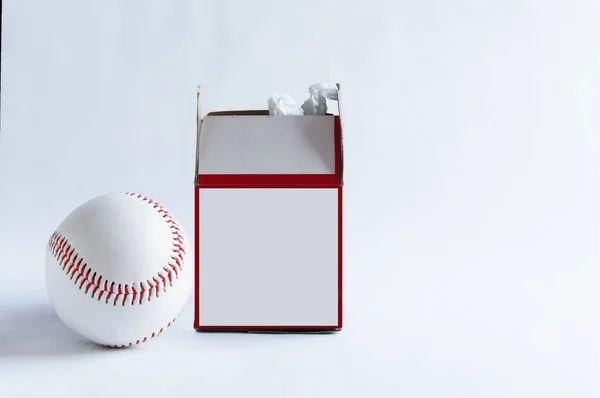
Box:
46 192 186 307
103 314 181 348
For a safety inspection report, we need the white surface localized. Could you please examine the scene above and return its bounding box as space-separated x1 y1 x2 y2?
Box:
45 192 192 346
0 0 598 397
198 115 336 174
198 188 339 326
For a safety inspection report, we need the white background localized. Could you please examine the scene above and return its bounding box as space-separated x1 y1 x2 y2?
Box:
0 0 598 397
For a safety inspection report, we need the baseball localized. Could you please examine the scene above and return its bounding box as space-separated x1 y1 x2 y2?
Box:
45 191 192 347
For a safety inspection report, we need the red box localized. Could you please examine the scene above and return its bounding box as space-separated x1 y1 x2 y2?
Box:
193 84 344 332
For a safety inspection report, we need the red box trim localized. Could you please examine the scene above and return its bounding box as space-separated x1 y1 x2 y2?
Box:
194 186 201 328
334 115 342 178
337 187 343 328
197 174 340 188
193 185 343 330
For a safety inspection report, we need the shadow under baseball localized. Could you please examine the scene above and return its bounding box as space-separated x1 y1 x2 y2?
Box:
0 304 107 358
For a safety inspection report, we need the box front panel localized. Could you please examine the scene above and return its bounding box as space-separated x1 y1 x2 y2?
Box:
197 188 339 327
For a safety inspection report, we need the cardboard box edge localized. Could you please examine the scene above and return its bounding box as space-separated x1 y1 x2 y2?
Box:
336 83 344 186
194 86 203 186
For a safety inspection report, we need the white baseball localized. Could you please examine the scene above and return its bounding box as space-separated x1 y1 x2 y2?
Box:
45 191 192 347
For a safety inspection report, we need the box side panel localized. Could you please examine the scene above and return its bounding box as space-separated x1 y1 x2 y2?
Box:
197 188 339 327
197 116 336 175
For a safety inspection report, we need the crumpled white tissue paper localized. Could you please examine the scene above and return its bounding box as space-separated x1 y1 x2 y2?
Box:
267 93 304 116
268 83 338 116
301 83 339 115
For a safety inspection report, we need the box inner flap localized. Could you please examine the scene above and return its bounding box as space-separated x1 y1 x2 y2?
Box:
197 115 337 175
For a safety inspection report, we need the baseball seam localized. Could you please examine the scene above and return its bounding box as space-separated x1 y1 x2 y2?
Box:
104 313 182 348
47 192 186 307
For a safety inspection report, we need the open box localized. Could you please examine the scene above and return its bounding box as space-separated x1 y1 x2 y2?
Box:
193 84 344 332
